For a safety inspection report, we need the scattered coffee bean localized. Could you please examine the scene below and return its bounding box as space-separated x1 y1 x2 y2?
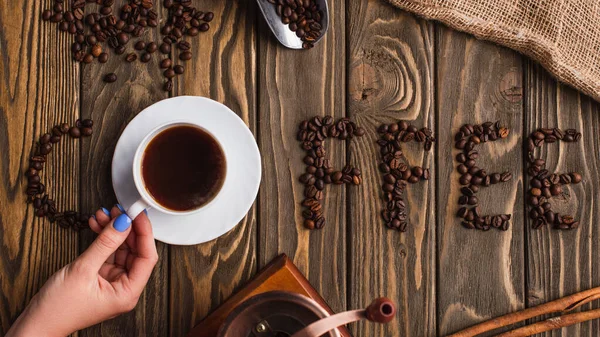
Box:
146 42 157 53
98 53 109 63
163 80 173 91
140 53 151 63
135 40 146 50
125 52 137 62
104 73 117 83
40 0 215 90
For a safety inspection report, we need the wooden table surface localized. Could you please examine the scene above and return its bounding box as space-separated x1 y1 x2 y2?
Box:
2 0 600 336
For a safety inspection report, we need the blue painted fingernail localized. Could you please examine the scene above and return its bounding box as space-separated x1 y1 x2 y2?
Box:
113 214 132 232
101 207 110 216
90 214 96 220
116 204 125 213
144 209 148 215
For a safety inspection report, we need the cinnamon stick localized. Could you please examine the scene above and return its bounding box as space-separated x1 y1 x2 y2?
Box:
448 286 600 337
496 308 600 337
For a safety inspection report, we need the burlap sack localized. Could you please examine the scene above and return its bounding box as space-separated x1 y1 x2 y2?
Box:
385 0 600 102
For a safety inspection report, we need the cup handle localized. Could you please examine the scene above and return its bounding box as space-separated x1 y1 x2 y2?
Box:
127 199 150 220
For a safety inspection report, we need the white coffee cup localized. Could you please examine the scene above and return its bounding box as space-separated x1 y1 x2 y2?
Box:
127 119 228 219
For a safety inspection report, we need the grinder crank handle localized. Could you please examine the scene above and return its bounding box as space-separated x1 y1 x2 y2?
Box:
290 298 395 337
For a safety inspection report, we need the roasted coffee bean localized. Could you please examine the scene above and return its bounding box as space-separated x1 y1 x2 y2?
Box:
117 32 129 45
26 168 38 177
500 172 512 182
81 127 93 137
163 80 173 91
82 54 94 64
541 187 552 198
125 53 137 62
304 219 315 229
58 123 70 134
179 51 192 61
459 174 472 185
146 42 158 53
69 127 81 138
570 172 582 183
40 143 52 155
460 186 474 196
42 10 53 21
160 42 171 54
178 41 191 50
164 68 176 78
379 163 390 173
103 73 117 83
528 195 539 206
467 196 478 205
532 131 545 140
140 53 151 63
160 58 172 69
40 133 52 144
98 53 109 63
135 41 147 50
411 167 423 178
90 44 102 57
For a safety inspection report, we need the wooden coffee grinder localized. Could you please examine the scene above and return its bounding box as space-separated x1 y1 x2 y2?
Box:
186 255 396 337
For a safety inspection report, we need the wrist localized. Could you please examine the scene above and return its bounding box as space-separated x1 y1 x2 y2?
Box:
7 296 68 337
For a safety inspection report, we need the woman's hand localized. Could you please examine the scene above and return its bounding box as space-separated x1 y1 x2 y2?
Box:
7 206 158 337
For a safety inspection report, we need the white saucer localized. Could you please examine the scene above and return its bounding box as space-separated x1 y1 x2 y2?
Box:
111 96 261 245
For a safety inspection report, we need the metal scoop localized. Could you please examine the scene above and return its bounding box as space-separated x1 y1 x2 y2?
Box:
256 0 329 49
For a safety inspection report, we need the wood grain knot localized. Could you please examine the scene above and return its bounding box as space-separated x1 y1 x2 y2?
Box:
350 45 419 112
499 70 523 103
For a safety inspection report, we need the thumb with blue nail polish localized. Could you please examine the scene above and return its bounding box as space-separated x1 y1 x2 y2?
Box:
113 214 132 232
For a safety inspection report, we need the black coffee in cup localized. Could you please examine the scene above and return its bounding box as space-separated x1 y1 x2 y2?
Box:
141 125 226 211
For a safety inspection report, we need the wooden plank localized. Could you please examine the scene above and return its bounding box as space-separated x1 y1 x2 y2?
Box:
346 2 436 336
436 27 526 335
525 62 600 336
168 1 257 336
0 1 81 334
257 0 347 318
78 1 169 336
